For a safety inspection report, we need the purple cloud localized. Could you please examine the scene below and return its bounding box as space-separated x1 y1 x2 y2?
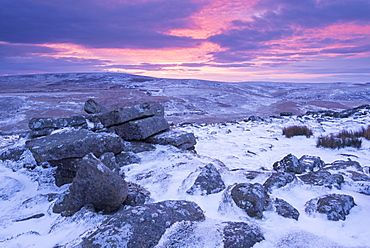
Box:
321 44 370 54
0 43 109 74
209 0 370 63
0 43 56 57
0 0 204 49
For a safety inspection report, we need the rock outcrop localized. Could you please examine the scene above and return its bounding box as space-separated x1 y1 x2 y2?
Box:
53 153 128 216
110 116 169 140
24 100 197 186
298 155 324 172
305 194 356 221
223 221 264 248
273 154 305 174
146 129 197 150
298 170 344 189
76 200 205 248
263 172 296 192
231 183 271 218
26 129 124 163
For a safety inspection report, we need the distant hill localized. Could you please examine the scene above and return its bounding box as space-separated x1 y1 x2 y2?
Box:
1 73 369 134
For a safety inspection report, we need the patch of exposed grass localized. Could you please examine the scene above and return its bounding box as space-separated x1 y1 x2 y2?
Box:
283 126 313 138
316 135 362 149
316 125 369 149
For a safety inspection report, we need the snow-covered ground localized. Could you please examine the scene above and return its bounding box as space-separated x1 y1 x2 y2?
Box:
1 112 370 247
1 73 370 134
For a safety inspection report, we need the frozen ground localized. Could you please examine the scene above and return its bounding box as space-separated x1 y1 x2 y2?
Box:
1 73 370 247
1 112 370 247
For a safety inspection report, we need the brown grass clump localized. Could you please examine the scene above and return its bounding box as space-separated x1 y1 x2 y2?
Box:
316 135 362 149
359 125 370 140
316 125 370 149
283 126 313 138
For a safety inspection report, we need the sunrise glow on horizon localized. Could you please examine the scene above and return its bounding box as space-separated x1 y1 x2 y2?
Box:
1 0 370 83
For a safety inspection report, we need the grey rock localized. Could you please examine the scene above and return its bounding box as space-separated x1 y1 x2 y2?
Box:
26 129 124 163
273 154 305 174
49 157 81 172
348 170 370 182
100 152 120 173
148 103 165 117
29 115 87 131
84 99 108 114
299 155 324 172
223 221 264 248
263 172 296 192
49 158 81 186
0 146 26 161
274 198 300 220
298 170 344 189
337 170 370 196
54 168 77 187
98 103 159 127
111 116 169 140
115 151 141 166
280 112 293 116
122 140 156 153
323 160 363 172
14 213 45 222
53 153 128 216
123 182 151 207
29 128 55 138
187 163 226 195
231 183 271 218
357 182 370 195
77 200 205 248
145 129 196 150
305 194 356 221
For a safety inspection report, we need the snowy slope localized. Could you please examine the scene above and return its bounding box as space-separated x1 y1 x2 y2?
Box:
1 112 370 247
1 73 370 134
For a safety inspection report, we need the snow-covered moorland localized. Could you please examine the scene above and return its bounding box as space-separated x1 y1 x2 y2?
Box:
1 107 370 247
1 73 370 247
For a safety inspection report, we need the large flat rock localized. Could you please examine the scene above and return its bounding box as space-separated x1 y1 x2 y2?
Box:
26 129 124 162
98 103 163 127
111 116 169 140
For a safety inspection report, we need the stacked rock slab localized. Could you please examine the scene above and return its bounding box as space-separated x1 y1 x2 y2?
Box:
146 129 197 150
98 102 170 140
26 129 124 163
26 129 125 186
26 100 196 186
29 115 88 138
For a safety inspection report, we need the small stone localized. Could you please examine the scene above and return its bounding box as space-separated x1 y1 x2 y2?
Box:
273 154 305 174
187 163 226 195
223 221 264 248
231 183 270 218
84 99 108 114
274 198 300 220
263 172 296 192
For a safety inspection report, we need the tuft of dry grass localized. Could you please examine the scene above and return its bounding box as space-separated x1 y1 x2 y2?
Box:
316 135 362 149
316 125 370 149
283 126 313 138
359 125 370 140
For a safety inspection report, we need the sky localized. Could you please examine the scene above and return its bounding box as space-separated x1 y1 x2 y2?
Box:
1 0 370 83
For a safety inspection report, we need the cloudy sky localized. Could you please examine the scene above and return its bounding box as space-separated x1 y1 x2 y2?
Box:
1 0 370 82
